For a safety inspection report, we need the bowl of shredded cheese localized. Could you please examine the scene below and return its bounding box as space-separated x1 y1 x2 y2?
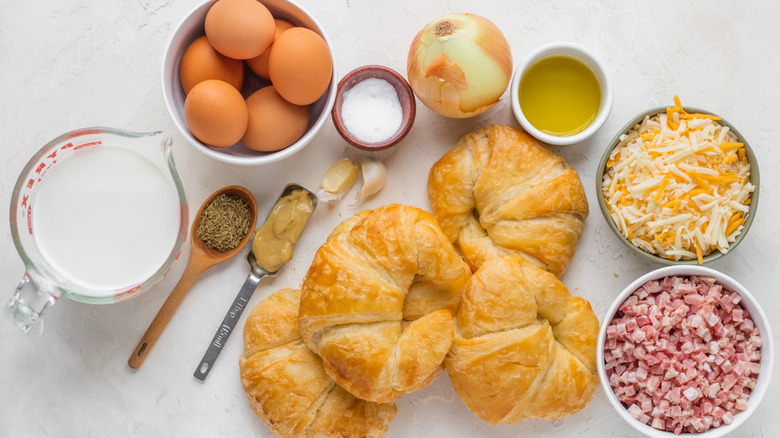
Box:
597 97 759 265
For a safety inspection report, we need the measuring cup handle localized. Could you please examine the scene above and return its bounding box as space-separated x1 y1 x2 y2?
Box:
4 274 58 334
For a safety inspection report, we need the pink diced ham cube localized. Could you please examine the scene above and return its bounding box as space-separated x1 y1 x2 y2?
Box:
684 293 706 307
627 403 643 420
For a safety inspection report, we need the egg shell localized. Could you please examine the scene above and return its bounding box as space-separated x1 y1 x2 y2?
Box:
179 36 244 94
205 0 275 60
241 85 310 152
268 27 333 105
184 79 248 148
246 19 294 80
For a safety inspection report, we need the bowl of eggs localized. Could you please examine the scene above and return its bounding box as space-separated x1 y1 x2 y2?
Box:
162 0 336 166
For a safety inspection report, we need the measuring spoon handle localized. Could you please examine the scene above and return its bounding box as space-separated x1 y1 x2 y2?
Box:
193 272 263 381
128 257 209 369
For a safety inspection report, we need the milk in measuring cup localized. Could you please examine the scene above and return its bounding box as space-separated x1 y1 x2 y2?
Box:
32 145 181 294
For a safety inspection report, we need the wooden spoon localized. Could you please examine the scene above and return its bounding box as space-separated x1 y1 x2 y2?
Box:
128 185 257 370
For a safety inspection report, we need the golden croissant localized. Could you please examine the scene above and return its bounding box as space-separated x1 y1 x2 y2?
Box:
299 204 472 403
428 124 588 277
239 288 396 438
446 256 599 424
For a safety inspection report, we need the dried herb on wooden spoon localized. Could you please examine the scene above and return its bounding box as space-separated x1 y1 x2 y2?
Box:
197 194 251 252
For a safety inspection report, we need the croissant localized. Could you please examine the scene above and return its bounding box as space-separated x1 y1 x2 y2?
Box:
239 288 397 438
427 124 588 277
299 204 472 403
445 256 599 424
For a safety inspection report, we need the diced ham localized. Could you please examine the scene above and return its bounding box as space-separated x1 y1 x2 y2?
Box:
604 275 761 435
683 387 699 401
627 403 643 420
708 382 721 398
733 361 748 376
684 293 706 307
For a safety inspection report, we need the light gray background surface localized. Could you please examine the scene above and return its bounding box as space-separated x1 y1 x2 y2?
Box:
1 1 777 437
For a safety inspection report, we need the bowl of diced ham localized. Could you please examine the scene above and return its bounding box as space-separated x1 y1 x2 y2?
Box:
597 265 773 437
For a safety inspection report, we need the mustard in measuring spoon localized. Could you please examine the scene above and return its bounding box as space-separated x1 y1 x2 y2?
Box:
252 188 315 273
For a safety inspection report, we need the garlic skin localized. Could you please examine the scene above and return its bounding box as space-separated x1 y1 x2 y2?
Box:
316 189 346 203
407 13 512 118
349 158 386 207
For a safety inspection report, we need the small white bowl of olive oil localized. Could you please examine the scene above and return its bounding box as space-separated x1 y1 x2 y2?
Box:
511 42 612 146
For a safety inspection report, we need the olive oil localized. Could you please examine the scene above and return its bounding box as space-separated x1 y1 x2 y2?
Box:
519 56 601 136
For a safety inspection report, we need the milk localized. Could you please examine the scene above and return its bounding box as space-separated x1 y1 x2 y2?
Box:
32 145 181 294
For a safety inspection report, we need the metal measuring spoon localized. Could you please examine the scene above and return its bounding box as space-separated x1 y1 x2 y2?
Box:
193 184 317 381
128 185 257 370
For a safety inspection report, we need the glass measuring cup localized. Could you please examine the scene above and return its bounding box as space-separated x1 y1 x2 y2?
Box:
6 128 189 334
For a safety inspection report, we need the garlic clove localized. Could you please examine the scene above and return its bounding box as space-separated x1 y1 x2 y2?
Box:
321 158 358 194
349 158 386 207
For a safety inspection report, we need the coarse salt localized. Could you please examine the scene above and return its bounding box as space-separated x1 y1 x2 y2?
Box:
341 78 403 143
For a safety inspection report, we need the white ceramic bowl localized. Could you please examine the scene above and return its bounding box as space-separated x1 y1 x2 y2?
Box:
161 0 337 166
597 265 774 438
510 42 612 145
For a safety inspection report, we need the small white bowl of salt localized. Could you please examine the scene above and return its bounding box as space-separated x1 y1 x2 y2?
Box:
331 65 416 150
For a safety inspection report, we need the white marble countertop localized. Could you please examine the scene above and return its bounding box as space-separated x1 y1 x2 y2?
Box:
2 1 779 437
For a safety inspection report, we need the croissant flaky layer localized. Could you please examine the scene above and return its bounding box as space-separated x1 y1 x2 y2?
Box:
445 256 599 425
239 288 397 438
299 204 472 403
427 124 589 277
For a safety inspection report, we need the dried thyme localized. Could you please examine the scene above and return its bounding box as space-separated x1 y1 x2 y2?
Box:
197 194 251 252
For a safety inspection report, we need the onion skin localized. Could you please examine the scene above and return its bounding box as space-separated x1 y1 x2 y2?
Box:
407 13 512 118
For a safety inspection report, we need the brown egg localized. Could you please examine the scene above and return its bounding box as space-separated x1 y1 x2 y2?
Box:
268 27 333 105
241 86 310 152
179 36 244 94
205 0 275 60
184 79 248 148
246 19 294 80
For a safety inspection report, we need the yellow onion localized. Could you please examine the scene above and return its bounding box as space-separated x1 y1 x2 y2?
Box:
407 13 512 118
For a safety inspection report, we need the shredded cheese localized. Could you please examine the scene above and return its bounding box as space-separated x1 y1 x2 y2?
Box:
602 97 754 263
